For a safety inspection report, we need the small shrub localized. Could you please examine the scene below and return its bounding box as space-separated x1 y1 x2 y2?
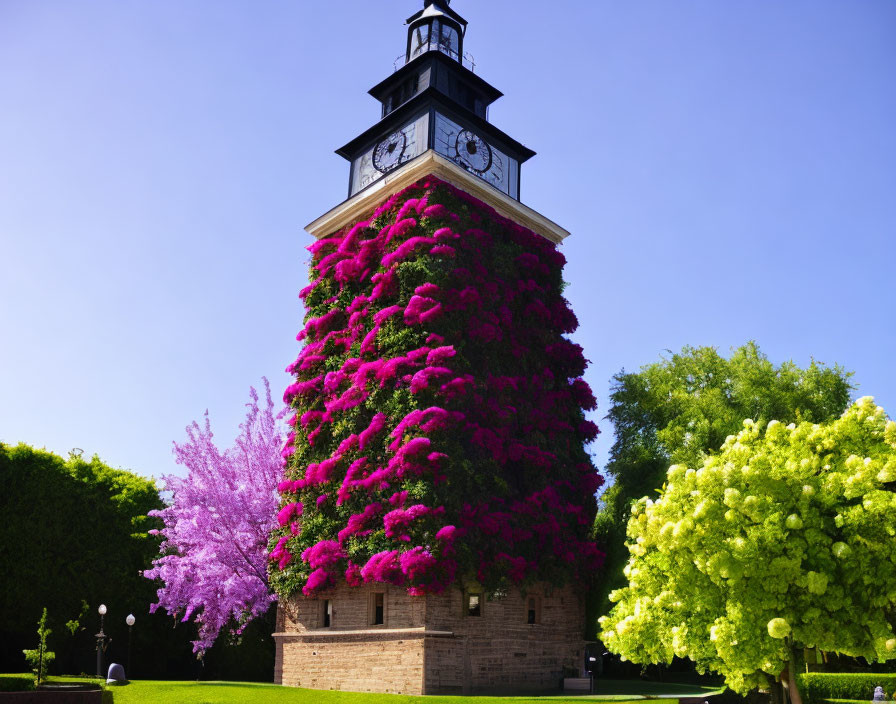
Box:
22 607 54 684
22 649 55 683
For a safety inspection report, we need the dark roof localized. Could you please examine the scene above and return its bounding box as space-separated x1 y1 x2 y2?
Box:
406 0 468 31
335 87 536 164
368 50 502 107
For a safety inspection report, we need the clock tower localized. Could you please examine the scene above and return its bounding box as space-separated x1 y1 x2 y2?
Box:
273 0 600 696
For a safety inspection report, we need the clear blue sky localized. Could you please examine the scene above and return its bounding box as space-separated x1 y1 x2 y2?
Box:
1 1 893 482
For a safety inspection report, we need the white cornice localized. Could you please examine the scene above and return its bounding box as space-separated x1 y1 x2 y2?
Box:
272 627 454 638
305 151 570 244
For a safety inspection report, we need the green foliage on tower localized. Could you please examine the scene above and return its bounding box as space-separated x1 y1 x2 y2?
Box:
600 397 896 697
271 177 602 599
594 342 853 616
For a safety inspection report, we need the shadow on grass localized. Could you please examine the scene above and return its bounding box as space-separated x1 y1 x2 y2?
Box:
593 680 725 698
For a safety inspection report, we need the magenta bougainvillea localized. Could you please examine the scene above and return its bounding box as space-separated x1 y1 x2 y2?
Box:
269 176 602 600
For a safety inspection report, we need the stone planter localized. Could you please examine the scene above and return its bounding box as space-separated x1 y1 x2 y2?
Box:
0 683 104 703
563 676 592 692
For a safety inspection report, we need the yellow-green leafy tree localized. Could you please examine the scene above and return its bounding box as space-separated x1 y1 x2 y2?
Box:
600 397 896 704
593 343 852 621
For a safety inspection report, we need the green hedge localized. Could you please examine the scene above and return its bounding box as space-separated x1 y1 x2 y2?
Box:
0 674 34 691
798 673 896 704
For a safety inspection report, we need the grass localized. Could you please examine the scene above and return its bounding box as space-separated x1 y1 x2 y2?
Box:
0 674 722 703
108 680 659 704
0 672 111 688
592 680 724 699
0 673 34 691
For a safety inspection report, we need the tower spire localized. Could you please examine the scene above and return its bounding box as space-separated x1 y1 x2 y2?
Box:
405 0 468 64
335 0 535 203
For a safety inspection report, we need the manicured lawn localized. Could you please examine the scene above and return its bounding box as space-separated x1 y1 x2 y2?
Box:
109 680 657 704
0 673 34 691
0 674 721 703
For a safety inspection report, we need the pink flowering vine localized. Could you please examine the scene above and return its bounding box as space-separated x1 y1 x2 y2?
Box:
269 176 603 601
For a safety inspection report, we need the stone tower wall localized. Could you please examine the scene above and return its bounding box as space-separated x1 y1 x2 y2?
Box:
274 583 427 694
423 583 585 694
274 583 584 695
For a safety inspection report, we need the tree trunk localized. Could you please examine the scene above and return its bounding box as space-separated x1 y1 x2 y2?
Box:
767 673 783 704
785 648 804 704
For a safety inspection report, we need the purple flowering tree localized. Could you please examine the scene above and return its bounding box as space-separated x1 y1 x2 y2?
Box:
145 379 283 655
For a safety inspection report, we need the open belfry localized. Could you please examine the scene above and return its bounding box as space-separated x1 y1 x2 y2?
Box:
270 0 602 694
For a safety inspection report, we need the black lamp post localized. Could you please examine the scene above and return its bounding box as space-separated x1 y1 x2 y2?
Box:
125 614 135 680
95 604 107 678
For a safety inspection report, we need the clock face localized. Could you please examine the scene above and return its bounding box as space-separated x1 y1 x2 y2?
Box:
373 129 408 173
434 112 518 198
454 129 492 174
351 114 429 196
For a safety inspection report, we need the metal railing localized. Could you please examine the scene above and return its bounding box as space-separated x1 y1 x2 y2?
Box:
394 45 476 72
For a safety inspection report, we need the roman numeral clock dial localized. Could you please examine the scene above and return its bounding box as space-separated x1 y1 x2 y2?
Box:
373 128 409 173
434 113 507 193
355 119 423 192
455 129 492 173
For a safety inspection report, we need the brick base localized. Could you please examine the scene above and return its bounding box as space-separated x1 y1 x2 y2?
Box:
274 583 584 695
277 630 426 694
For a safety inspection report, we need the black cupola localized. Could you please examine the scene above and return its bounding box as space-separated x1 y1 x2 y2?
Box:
337 1 535 201
405 0 467 64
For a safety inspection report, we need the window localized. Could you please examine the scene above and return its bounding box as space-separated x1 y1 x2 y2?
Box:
466 593 481 617
450 81 477 114
526 596 542 624
438 23 459 59
382 75 420 117
321 599 332 628
410 23 431 60
370 592 385 626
